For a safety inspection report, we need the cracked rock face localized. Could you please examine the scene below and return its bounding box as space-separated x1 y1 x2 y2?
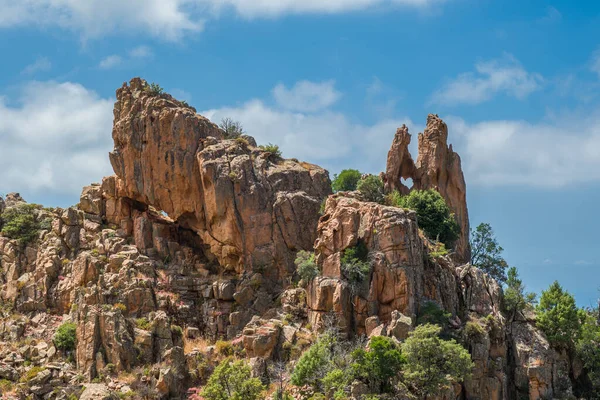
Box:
384 114 470 263
109 78 331 277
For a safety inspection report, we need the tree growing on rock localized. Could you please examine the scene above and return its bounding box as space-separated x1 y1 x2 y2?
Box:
470 223 509 283
219 117 245 139
351 336 405 394
357 175 385 203
503 266 536 319
536 281 582 349
394 190 460 248
294 251 320 285
201 358 265 400
332 169 362 192
402 324 473 399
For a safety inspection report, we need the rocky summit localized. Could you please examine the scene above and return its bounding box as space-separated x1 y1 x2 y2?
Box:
0 78 587 399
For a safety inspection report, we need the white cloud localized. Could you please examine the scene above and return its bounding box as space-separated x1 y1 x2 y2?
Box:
21 57 52 75
0 81 114 197
447 110 600 187
129 46 153 59
99 55 122 69
431 54 543 105
0 0 444 40
539 6 561 23
272 80 341 112
98 46 153 69
203 81 412 174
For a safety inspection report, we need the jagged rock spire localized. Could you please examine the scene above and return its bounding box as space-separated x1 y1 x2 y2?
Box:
384 114 471 262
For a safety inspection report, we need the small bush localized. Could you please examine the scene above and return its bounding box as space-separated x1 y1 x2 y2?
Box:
135 317 152 331
416 301 451 327
215 340 233 356
1 203 43 245
340 242 371 286
332 169 362 192
219 118 245 139
260 143 282 158
19 366 46 383
171 324 183 337
235 136 249 147
54 322 77 352
295 251 320 284
145 83 164 96
429 242 449 259
357 175 384 203
114 303 127 313
464 320 485 340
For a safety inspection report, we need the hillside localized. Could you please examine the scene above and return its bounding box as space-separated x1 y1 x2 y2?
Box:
0 78 595 400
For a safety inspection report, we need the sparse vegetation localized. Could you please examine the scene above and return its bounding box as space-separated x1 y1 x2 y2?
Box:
294 251 320 285
340 241 371 289
260 143 282 158
145 82 164 96
219 118 245 139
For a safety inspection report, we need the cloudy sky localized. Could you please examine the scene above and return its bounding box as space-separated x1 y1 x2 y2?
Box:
1 0 599 305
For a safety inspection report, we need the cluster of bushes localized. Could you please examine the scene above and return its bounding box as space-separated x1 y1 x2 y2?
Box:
290 324 473 399
0 203 51 246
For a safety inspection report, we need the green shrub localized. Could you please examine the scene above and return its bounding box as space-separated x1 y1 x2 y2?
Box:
402 324 473 398
201 358 265 400
576 311 600 392
416 301 451 327
394 189 459 247
135 317 152 331
464 320 485 340
114 303 127 313
54 322 77 352
19 366 46 383
1 203 43 245
291 334 335 389
332 169 362 192
351 336 404 393
260 143 282 158
219 118 245 139
503 266 536 317
356 175 384 203
145 83 164 96
295 251 320 284
340 242 371 286
384 189 403 207
216 340 233 356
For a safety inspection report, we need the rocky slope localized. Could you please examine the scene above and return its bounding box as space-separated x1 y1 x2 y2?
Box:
0 78 584 399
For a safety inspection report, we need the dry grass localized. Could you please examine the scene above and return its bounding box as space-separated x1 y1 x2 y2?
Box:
184 336 211 355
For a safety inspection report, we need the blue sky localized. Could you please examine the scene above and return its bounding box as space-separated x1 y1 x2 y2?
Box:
1 0 599 306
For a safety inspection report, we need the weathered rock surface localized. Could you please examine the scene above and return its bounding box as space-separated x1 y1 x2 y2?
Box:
384 114 470 263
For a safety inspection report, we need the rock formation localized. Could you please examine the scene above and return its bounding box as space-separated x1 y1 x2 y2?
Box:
384 114 470 263
0 78 585 399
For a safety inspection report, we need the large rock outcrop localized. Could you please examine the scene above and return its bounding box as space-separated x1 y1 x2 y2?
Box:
384 114 470 262
109 78 331 277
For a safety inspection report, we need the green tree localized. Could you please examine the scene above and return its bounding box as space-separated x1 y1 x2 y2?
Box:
351 336 404 393
357 175 385 204
576 309 600 392
503 266 536 318
536 281 581 349
291 334 336 389
54 322 77 353
332 169 362 192
396 190 460 247
340 242 371 293
201 358 265 400
219 118 245 139
295 251 320 285
402 324 473 399
470 223 509 283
